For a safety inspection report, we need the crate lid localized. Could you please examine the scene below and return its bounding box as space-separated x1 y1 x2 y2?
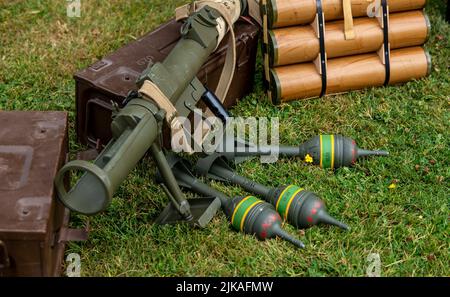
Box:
0 111 68 241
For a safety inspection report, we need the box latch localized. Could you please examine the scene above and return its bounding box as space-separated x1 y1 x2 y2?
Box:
57 228 89 243
54 209 90 245
0 240 10 269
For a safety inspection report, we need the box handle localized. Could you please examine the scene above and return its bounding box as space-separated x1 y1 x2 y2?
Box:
0 240 10 269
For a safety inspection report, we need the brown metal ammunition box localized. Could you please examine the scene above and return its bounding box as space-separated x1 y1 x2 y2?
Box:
75 18 260 148
0 111 83 277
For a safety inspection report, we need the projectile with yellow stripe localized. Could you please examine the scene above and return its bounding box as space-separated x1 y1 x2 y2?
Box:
221 135 389 170
298 135 389 169
228 195 305 248
195 154 349 230
167 155 306 249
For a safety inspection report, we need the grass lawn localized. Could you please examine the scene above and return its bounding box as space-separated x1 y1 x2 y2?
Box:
0 0 448 276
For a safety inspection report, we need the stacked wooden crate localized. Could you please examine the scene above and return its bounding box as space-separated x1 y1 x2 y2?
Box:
261 0 431 104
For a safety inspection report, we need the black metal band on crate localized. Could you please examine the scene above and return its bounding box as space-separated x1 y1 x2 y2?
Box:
381 0 390 86
316 0 327 97
261 2 270 90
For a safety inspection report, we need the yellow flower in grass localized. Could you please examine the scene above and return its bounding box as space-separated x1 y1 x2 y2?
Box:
304 154 314 164
388 183 397 189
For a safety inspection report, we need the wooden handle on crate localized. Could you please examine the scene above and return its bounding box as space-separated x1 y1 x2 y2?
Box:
343 0 355 40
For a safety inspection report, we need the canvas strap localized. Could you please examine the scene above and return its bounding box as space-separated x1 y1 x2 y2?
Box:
175 0 237 102
139 80 178 125
138 80 195 154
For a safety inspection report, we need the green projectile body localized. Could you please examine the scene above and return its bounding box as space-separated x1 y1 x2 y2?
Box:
164 155 305 249
220 134 389 169
195 154 349 230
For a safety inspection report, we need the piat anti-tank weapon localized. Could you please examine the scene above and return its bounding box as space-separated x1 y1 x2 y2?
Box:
54 0 248 227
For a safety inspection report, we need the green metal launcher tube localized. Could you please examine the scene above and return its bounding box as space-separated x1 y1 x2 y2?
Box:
54 99 159 215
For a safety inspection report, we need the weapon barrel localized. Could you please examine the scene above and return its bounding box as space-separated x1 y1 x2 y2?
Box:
54 99 158 215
